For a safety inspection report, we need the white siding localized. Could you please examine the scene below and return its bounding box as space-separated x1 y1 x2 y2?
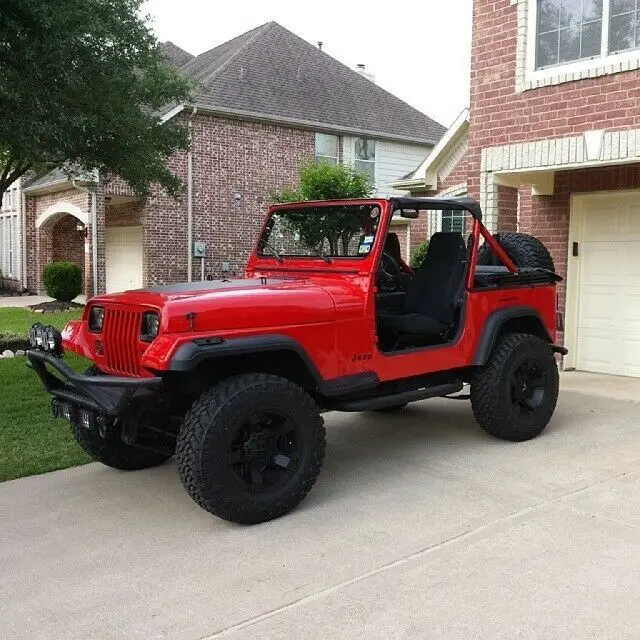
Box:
0 179 21 281
341 136 431 198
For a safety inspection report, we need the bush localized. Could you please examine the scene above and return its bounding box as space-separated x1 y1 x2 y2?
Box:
410 241 429 269
42 262 82 302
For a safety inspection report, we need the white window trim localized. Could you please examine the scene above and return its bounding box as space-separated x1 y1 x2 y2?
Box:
515 0 640 91
353 137 376 183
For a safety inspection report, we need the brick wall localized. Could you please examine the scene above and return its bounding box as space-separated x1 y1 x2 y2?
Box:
143 113 315 284
27 188 90 295
106 201 143 228
469 0 640 204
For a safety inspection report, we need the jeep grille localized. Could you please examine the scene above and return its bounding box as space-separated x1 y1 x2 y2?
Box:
103 308 141 376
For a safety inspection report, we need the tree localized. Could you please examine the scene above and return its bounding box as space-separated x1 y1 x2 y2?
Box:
270 161 374 254
0 0 193 196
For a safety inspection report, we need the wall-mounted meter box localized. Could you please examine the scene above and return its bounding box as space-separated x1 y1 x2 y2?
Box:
193 241 206 258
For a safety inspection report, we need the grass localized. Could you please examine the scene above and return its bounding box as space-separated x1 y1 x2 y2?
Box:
0 307 83 342
0 307 91 481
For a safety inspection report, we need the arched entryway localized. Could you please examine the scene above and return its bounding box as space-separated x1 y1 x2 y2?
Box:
36 202 90 298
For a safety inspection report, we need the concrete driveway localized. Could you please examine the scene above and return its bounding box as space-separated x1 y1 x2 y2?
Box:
2 374 640 639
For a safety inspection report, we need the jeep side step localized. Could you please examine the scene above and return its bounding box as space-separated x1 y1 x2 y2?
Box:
334 381 464 412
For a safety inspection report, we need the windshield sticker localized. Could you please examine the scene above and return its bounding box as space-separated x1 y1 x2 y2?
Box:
370 207 380 219
364 235 375 243
358 242 372 255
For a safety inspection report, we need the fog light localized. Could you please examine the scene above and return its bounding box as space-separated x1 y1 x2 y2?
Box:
78 409 95 430
44 326 63 357
29 323 46 349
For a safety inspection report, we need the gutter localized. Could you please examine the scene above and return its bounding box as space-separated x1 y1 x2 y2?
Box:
187 106 197 282
161 103 441 147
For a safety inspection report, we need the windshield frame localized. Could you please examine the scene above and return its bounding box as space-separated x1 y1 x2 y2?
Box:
254 199 391 262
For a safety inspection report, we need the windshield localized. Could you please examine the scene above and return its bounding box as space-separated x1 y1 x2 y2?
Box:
258 204 382 259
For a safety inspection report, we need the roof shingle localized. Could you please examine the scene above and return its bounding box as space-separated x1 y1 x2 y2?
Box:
175 22 446 144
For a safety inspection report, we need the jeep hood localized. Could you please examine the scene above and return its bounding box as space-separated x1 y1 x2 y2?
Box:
90 278 338 332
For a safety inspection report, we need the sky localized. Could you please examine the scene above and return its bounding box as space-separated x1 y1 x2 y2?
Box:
143 0 473 129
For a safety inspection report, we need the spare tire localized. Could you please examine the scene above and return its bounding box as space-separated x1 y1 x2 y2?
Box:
477 232 555 272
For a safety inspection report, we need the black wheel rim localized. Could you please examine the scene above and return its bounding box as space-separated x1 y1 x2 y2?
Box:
227 411 301 492
511 358 546 417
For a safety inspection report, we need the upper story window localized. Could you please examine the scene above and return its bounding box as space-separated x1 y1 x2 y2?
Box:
535 0 640 69
441 210 466 235
354 137 375 182
315 133 339 165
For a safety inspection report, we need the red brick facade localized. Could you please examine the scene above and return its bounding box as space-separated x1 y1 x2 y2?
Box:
23 113 316 294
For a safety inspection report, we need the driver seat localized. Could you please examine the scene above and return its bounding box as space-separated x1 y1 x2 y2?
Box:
379 232 467 338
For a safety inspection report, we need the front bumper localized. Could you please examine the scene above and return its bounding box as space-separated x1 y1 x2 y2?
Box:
27 350 163 418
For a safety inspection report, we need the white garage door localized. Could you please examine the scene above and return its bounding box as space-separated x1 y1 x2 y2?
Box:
573 192 640 377
105 226 143 294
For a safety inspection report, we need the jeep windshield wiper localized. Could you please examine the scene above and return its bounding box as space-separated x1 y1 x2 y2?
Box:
314 249 332 264
259 239 284 263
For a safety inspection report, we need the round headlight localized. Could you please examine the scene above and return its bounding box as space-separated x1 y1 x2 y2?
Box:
141 312 160 341
89 306 105 332
29 323 46 349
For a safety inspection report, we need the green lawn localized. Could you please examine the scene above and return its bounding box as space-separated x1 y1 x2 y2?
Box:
0 307 83 342
0 307 91 481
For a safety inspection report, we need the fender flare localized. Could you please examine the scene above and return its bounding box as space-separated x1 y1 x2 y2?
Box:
168 334 378 397
472 306 553 366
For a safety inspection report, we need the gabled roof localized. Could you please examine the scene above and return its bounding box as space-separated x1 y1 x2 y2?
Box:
167 22 446 145
159 41 195 69
392 108 469 190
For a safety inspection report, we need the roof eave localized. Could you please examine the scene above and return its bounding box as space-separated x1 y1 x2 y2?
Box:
159 103 440 146
391 108 469 190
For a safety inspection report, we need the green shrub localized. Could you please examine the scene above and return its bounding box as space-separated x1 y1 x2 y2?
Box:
42 261 82 301
410 241 429 269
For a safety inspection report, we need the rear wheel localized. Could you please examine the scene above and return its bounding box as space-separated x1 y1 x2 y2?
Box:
470 333 559 441
176 374 326 524
477 232 555 272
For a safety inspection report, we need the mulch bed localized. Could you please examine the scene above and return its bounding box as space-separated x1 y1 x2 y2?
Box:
0 338 30 353
28 300 84 312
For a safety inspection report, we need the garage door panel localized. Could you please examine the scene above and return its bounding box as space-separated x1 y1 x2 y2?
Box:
575 192 640 377
106 226 143 294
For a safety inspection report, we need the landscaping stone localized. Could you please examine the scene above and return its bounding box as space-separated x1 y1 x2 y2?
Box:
15 350 25 356
2 350 15 358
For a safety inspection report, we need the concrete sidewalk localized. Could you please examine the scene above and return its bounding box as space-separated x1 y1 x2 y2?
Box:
0 295 85 308
3 388 640 639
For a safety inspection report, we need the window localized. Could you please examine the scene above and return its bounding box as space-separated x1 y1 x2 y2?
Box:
535 0 640 69
0 213 19 278
441 210 466 234
354 137 375 182
315 133 339 165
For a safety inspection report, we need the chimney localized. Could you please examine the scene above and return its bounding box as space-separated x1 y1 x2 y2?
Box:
355 63 375 83
317 41 323 51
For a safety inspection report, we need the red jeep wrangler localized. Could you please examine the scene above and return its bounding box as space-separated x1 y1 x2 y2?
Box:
28 197 566 524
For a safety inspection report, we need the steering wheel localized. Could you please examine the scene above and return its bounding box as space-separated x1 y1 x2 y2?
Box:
377 251 404 292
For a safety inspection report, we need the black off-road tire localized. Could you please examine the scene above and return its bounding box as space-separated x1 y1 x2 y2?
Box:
176 374 326 525
477 232 555 272
470 333 559 442
72 366 173 470
372 403 408 413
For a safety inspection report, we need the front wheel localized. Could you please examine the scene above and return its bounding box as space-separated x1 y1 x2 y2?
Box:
176 374 326 524
470 333 559 442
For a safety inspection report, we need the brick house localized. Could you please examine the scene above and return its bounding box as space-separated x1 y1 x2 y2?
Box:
0 22 444 298
395 0 640 378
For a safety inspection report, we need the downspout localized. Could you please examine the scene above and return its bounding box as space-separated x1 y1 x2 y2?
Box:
21 188 28 290
72 178 98 296
187 106 197 281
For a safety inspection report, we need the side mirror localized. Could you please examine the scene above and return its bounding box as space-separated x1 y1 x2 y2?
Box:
399 209 419 219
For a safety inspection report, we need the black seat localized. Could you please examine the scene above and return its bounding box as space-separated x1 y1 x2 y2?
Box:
379 232 467 339
384 232 403 265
